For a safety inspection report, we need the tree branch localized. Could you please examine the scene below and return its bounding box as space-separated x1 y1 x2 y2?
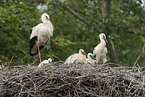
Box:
65 5 92 26
128 29 145 36
71 7 89 16
50 1 92 27
104 0 111 15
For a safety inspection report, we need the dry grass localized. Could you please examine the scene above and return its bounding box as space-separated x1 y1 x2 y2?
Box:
0 62 145 97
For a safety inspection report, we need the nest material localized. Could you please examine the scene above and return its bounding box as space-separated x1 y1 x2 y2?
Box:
0 62 145 97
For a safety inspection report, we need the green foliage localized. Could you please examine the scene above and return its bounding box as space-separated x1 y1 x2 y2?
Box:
46 0 145 66
40 35 76 61
0 0 39 65
0 0 145 66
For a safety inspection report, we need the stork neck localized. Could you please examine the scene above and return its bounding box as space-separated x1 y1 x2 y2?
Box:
100 39 106 46
43 20 53 27
43 20 49 23
88 55 91 59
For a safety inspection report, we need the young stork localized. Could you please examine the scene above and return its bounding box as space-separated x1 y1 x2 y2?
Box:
30 13 55 62
101 47 108 63
38 58 52 67
64 49 86 64
85 53 97 64
93 33 108 64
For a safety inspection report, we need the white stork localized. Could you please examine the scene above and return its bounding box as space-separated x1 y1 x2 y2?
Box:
64 49 86 64
101 47 108 63
85 53 97 64
38 58 52 67
30 13 55 62
93 33 108 64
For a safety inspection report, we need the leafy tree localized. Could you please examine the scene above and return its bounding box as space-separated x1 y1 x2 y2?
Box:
0 0 145 66
0 0 39 65
0 0 75 66
44 0 145 66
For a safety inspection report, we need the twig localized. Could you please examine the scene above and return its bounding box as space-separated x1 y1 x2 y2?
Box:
1 63 145 96
29 59 38 66
8 55 15 67
54 56 64 63
133 55 141 67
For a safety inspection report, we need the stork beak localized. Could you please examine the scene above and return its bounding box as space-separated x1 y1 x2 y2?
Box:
48 19 55 30
90 55 96 60
82 51 86 55
104 38 108 44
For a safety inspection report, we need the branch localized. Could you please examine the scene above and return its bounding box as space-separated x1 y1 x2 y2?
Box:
65 5 92 26
104 0 112 15
128 29 145 36
71 7 89 16
50 1 92 27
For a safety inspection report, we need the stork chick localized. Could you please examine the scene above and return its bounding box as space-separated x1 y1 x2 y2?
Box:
85 53 97 64
64 49 86 64
38 58 52 67
93 33 108 64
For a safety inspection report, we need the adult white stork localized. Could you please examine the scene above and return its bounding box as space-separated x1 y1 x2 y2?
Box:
93 33 108 64
30 13 55 62
38 58 52 67
64 49 86 64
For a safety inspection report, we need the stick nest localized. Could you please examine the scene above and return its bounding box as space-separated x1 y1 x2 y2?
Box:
0 62 145 97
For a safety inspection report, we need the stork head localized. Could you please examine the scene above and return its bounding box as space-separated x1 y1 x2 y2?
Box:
41 13 55 30
88 53 96 59
87 53 92 57
79 49 86 55
41 13 50 23
99 33 108 43
99 33 106 39
48 58 52 63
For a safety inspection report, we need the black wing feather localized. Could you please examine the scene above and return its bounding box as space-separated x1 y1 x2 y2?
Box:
30 36 38 56
39 41 48 50
30 36 48 56
30 29 32 34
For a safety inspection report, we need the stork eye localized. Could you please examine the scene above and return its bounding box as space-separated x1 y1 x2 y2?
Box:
103 35 105 39
45 16 48 19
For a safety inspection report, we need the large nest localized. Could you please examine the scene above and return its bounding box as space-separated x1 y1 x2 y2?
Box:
0 62 145 97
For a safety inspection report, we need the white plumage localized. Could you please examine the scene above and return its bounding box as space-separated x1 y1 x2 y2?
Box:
38 58 52 67
101 47 108 63
30 13 54 62
85 53 97 64
64 49 86 64
93 33 108 64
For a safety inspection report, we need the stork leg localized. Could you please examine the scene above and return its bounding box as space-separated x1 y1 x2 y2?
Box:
38 45 41 62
